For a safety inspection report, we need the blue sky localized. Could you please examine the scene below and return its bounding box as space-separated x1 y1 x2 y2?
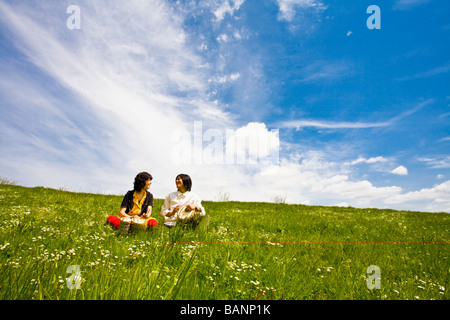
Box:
0 0 449 212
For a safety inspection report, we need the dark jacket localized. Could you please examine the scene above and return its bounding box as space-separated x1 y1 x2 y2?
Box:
121 190 153 216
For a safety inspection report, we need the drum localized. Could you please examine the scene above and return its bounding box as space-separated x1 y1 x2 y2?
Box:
177 205 196 223
130 217 148 232
118 217 131 233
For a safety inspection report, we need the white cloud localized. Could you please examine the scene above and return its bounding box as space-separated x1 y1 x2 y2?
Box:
391 166 408 176
198 43 208 52
418 156 450 169
209 73 241 84
342 156 395 176
279 119 391 130
366 157 388 164
252 151 449 212
213 0 245 22
249 151 405 209
217 34 230 43
347 157 388 166
225 122 280 162
279 99 434 131
276 0 327 22
385 180 450 213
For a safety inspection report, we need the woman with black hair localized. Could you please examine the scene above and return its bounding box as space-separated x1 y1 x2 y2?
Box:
160 174 207 228
107 172 158 230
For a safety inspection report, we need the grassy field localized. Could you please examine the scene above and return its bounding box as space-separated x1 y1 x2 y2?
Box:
0 184 448 300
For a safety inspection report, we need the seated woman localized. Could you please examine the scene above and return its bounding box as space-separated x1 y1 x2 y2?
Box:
160 174 208 229
107 172 158 230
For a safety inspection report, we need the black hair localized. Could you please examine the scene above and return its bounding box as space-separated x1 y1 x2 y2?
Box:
177 173 192 192
133 172 152 191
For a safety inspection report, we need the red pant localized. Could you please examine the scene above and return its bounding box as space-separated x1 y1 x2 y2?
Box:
106 215 158 229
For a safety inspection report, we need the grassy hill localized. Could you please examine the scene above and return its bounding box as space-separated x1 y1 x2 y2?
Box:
0 184 448 300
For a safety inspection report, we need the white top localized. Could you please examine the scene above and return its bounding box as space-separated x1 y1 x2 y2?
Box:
161 191 206 227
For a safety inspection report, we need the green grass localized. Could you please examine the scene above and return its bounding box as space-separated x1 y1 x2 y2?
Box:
0 184 448 300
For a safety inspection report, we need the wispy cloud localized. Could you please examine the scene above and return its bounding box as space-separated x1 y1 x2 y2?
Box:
278 99 434 130
344 156 407 177
298 60 354 82
216 33 230 43
418 156 450 169
0 0 231 194
393 0 431 10
279 119 391 130
276 0 327 22
209 73 241 84
396 62 450 81
346 157 389 166
213 0 245 22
